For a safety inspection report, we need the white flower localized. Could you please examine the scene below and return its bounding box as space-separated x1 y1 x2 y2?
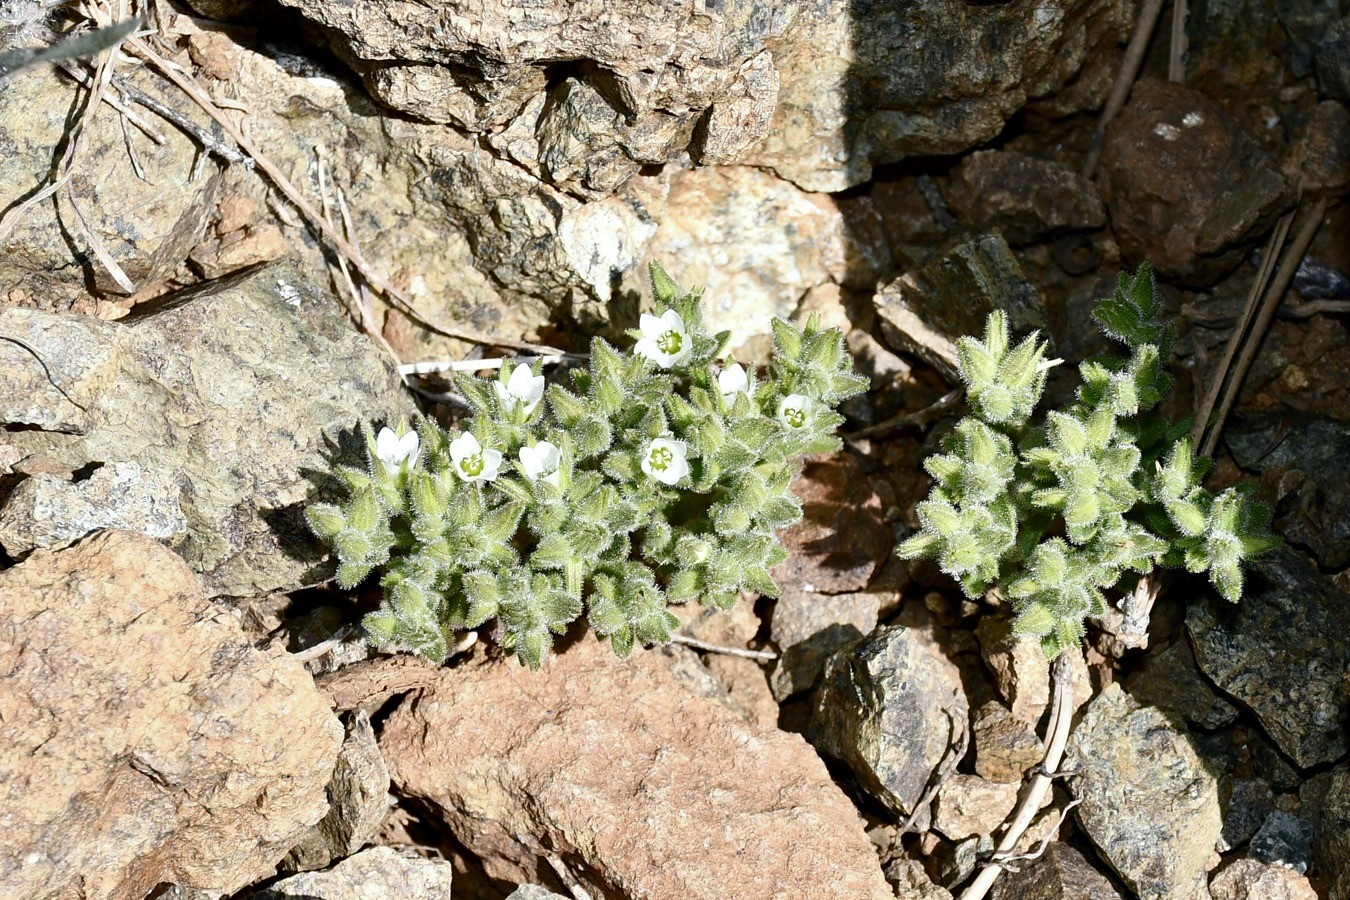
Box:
519 440 562 487
375 427 419 472
449 433 502 483
493 362 546 416
777 394 813 430
633 309 692 368
718 362 753 398
640 438 690 486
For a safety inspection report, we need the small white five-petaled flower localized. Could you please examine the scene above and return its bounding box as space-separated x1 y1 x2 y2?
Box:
634 310 692 368
450 433 502 482
519 440 563 487
375 427 420 472
641 438 690 486
718 362 753 399
777 394 812 429
494 362 546 416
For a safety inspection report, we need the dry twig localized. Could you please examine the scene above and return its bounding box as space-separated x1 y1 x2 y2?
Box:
959 653 1076 900
669 633 778 662
1084 0 1166 178
844 387 962 441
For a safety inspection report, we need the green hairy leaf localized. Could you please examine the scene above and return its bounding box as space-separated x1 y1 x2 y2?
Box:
309 262 866 668
901 264 1275 659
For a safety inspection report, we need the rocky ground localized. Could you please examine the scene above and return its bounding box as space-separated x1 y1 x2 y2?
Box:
1 1 1347 898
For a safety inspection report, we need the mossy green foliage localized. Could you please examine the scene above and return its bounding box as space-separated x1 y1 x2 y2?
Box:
307 263 867 668
898 265 1277 657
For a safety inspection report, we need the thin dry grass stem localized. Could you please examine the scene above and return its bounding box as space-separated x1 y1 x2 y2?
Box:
959 653 1075 900
844 387 962 441
1168 0 1189 83
54 57 166 144
102 64 250 166
0 6 133 244
1084 0 1166 178
1190 211 1295 448
1116 569 1163 650
1199 197 1329 458
669 632 777 661
399 355 571 376
121 33 562 356
988 797 1083 872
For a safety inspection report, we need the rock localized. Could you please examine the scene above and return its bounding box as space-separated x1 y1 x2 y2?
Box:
743 0 1133 191
988 842 1125 900
972 701 1045 783
1125 639 1239 731
1066 683 1222 900
637 166 890 352
1227 415 1350 569
1249 812 1314 875
0 65 217 309
258 846 454 899
769 588 880 699
874 232 1052 382
1219 779 1276 853
1300 764 1350 900
941 151 1107 246
1187 544 1350 768
0 262 415 596
773 452 891 595
506 887 568 900
1314 19 1350 101
0 531 343 898
1208 858 1318 900
0 462 188 557
677 601 779 727
1098 78 1291 285
932 775 1019 841
1299 101 1350 197
887 858 954 900
975 612 1092 725
283 710 391 873
811 625 969 821
272 0 782 182
381 634 891 900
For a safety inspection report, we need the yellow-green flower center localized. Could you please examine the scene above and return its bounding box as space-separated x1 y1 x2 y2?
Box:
656 330 683 355
783 406 806 428
648 446 674 471
461 453 484 476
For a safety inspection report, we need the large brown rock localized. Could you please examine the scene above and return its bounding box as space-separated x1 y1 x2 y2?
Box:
1098 78 1291 284
380 635 891 900
0 531 344 899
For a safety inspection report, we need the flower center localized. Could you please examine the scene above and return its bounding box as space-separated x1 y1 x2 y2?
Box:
782 405 806 428
461 453 484 476
648 446 674 471
656 330 683 355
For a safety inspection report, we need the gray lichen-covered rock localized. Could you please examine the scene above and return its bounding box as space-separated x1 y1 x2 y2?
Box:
941 151 1107 246
0 262 415 596
0 531 343 899
1219 779 1275 853
1098 78 1291 285
1187 544 1350 768
1249 812 1314 875
258 847 454 899
932 774 1019 841
1300 764 1350 900
505 887 568 900
811 625 969 820
769 588 879 700
0 65 217 308
988 842 1125 900
283 711 391 873
1125 639 1239 731
1227 415 1350 569
874 232 1051 382
1066 683 1222 900
0 462 188 558
744 0 1134 191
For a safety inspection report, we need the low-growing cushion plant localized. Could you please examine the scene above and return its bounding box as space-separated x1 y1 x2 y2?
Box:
307 262 868 668
897 264 1277 656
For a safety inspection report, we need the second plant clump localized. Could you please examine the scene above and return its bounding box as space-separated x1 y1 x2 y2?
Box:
307 263 868 667
898 265 1276 656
